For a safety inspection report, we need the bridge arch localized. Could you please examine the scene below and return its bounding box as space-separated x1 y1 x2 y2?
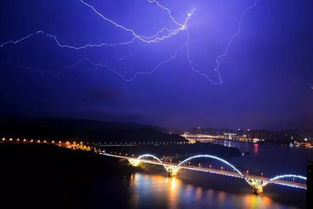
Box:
137 154 164 164
269 174 307 182
262 174 307 188
178 154 244 177
131 154 171 172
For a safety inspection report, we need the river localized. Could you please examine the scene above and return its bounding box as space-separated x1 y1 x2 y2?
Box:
69 141 311 209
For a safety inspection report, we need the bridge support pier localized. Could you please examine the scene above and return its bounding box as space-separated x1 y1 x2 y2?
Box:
165 166 179 177
128 159 140 167
247 179 264 194
253 186 263 194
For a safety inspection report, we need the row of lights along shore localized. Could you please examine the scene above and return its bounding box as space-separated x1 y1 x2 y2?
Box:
1 137 92 151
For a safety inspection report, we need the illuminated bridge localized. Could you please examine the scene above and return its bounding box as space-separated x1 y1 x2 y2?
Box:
100 152 307 194
1 137 307 194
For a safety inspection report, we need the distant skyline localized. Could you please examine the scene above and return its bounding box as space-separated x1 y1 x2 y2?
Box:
0 0 313 130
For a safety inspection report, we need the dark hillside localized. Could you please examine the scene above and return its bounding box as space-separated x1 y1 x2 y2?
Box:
0 118 185 142
0 143 133 209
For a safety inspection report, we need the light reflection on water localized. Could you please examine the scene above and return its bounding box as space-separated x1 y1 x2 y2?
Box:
99 141 309 209
127 173 298 209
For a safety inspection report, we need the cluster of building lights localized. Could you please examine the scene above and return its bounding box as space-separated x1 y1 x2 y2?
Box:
291 139 313 149
182 133 264 144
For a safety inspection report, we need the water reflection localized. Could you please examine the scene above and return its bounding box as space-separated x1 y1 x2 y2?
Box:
125 141 309 208
243 194 273 209
128 173 299 209
253 143 259 154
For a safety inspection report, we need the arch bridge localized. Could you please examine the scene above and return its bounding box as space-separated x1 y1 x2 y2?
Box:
101 152 307 194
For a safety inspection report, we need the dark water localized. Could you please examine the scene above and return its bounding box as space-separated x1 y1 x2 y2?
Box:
77 142 311 209
210 140 312 176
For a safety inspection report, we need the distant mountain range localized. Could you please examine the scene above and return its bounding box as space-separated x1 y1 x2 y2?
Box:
0 118 185 142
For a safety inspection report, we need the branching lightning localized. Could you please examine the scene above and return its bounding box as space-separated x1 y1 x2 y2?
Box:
0 30 137 49
79 0 192 43
0 0 258 84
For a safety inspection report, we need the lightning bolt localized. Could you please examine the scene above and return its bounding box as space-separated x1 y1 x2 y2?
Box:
0 0 190 48
146 0 183 27
185 0 258 85
0 0 258 84
79 0 190 43
0 30 137 49
0 45 184 82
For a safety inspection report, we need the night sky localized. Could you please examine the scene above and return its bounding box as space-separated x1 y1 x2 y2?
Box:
0 0 312 130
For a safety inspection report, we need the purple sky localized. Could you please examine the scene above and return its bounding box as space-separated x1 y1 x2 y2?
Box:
0 0 313 130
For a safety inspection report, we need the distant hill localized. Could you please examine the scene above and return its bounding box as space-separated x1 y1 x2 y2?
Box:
0 118 185 142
